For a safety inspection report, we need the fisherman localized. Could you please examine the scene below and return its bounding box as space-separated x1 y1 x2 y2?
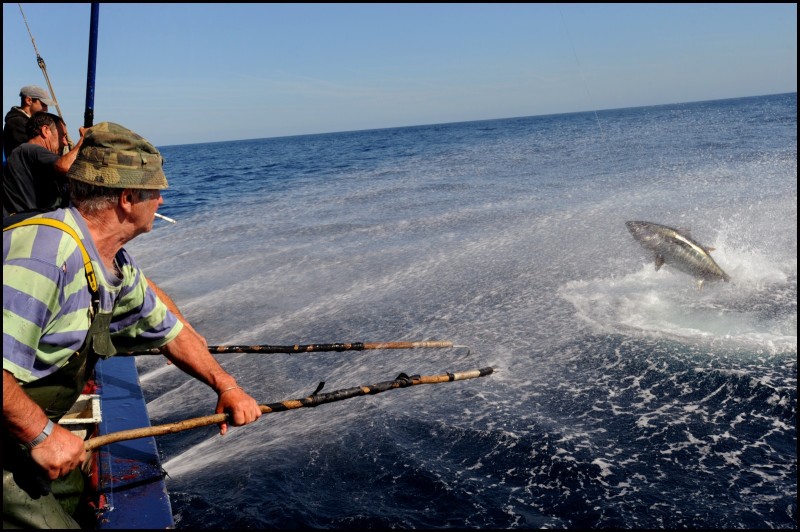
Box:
3 85 54 159
2 122 262 528
3 112 85 217
3 110 207 345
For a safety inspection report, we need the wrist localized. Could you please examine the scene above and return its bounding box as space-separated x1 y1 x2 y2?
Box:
210 372 237 395
25 419 55 449
218 385 241 396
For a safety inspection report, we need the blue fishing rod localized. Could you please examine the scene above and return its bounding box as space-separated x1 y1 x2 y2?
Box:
84 3 99 128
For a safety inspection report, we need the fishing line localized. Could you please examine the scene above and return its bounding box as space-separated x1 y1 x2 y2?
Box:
558 7 607 145
17 3 73 150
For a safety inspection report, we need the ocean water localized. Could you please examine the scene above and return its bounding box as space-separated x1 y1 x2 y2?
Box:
127 93 797 529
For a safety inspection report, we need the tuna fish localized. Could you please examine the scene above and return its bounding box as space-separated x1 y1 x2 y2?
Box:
626 221 730 287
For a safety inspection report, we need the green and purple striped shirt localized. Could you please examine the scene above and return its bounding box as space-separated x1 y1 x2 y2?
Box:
3 207 182 383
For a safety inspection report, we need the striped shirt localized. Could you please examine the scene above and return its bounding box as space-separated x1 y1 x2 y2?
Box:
3 206 182 383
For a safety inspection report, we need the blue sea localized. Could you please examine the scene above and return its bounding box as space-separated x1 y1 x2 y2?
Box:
128 93 797 529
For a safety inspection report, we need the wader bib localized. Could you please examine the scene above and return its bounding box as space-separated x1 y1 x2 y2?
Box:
3 216 115 529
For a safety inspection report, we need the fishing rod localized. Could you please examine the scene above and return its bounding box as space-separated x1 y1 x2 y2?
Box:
123 340 464 355
84 366 494 451
18 3 73 149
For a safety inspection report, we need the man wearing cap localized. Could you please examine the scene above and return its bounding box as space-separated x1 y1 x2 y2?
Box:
3 112 85 217
3 85 55 159
3 122 262 528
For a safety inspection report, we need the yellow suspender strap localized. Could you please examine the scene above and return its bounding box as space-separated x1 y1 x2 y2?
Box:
4 218 99 293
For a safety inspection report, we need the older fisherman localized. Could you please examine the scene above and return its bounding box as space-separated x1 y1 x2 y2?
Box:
3 122 262 528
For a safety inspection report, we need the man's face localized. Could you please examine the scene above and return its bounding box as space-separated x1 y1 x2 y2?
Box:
55 123 68 153
44 124 66 154
29 97 48 114
131 189 164 236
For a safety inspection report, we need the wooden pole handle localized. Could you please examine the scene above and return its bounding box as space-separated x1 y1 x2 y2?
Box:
84 366 493 451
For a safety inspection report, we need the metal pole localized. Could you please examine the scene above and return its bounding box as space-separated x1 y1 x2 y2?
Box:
84 3 100 128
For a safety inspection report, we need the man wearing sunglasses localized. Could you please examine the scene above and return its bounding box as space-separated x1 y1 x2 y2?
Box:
3 85 55 159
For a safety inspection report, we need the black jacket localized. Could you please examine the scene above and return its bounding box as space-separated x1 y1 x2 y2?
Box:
3 107 31 159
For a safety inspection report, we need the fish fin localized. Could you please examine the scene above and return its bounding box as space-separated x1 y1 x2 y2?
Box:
655 255 665 271
705 246 716 253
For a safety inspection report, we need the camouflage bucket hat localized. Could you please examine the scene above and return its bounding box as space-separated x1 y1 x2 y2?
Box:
66 122 168 189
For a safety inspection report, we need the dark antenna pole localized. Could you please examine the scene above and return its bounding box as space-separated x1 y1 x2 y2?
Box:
84 3 100 128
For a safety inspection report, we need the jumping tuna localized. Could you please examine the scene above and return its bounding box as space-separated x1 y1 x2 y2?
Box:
626 221 730 287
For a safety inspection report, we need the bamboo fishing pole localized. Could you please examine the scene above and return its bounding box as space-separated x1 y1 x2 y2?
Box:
124 340 459 355
85 366 494 451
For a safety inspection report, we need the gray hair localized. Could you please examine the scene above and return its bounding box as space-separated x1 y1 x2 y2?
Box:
70 180 160 213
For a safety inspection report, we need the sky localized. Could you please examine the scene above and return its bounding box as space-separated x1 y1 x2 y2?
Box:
3 3 797 147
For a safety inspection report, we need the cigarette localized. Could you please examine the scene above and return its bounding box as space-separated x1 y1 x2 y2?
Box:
154 212 177 224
